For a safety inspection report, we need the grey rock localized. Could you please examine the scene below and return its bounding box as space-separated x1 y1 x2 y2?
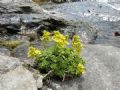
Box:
0 1 98 44
62 21 98 43
45 77 84 90
0 65 37 90
0 0 32 3
0 53 21 74
12 42 35 66
49 81 61 90
0 47 10 56
0 53 44 90
13 0 32 3
41 1 120 46
12 42 30 59
0 2 45 14
36 75 44 88
42 86 53 90
81 44 120 90
48 1 120 22
93 21 120 48
32 69 44 89
47 88 53 90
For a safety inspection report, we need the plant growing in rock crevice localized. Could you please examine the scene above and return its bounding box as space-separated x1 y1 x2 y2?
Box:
28 30 85 81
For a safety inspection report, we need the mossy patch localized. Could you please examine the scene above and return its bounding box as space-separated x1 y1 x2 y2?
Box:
0 40 23 49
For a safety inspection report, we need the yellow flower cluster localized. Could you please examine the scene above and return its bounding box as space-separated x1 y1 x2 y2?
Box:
72 35 83 53
41 30 51 43
77 63 85 74
52 31 69 48
28 46 42 58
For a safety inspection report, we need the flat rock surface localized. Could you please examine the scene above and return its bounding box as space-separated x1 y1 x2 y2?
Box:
0 66 37 90
82 44 120 90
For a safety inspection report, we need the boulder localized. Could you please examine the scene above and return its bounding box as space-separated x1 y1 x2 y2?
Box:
81 44 120 90
0 53 43 90
0 66 37 90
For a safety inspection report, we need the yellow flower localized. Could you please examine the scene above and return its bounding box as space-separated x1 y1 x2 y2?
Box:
35 49 42 55
28 46 42 58
53 31 60 35
41 30 51 43
77 63 85 74
52 31 68 48
72 35 83 53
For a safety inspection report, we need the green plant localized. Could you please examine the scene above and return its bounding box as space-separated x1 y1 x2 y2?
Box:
28 30 85 80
